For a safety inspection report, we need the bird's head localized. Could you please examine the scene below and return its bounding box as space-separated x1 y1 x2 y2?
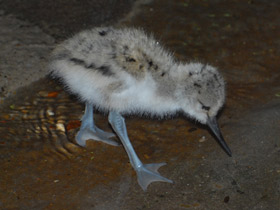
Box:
176 63 231 156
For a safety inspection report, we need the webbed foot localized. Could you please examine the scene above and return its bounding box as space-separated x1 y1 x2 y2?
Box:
76 103 119 147
76 126 118 147
136 163 173 191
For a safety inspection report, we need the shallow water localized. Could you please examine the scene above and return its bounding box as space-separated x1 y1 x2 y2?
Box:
1 0 280 209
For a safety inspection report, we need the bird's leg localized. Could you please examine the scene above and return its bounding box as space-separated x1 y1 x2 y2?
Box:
108 111 173 191
76 103 118 146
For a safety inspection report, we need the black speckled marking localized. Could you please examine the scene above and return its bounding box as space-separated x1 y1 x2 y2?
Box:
96 65 114 76
87 63 96 69
99 31 107 36
123 45 129 51
70 58 96 69
139 65 143 70
148 60 159 71
189 72 193 76
161 72 166 77
126 57 136 62
70 58 113 76
70 58 86 66
194 83 202 88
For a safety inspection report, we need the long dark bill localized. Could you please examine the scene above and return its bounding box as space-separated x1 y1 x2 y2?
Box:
207 116 232 157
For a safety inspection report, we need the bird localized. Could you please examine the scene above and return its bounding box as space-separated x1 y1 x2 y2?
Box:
49 27 232 191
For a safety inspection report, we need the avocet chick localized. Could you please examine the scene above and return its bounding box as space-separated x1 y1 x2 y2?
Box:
49 27 231 191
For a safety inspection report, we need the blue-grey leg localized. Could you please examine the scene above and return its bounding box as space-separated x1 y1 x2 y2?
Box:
108 111 173 191
76 103 119 147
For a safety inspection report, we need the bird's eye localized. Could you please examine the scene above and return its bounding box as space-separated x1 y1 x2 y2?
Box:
202 105 210 111
198 100 210 111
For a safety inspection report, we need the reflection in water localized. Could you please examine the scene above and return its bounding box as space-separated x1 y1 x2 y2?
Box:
0 79 83 158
